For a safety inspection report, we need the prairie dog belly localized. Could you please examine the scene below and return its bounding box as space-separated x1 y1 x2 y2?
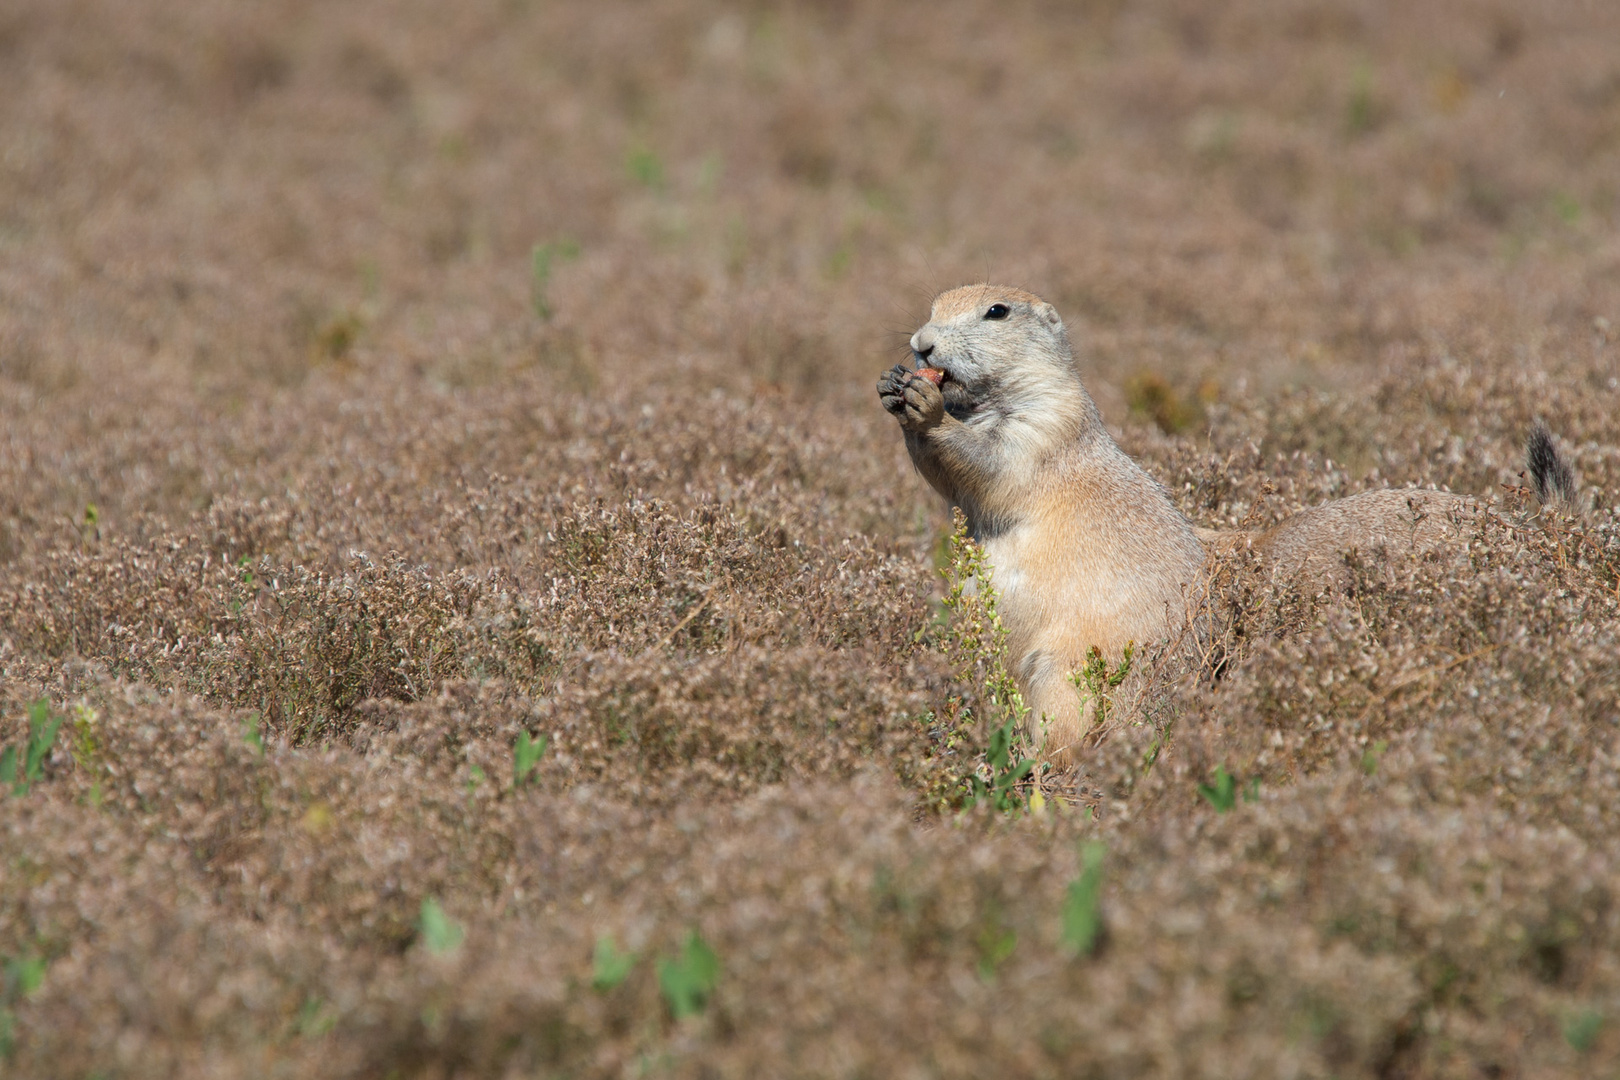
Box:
984 521 1180 665
978 527 1038 645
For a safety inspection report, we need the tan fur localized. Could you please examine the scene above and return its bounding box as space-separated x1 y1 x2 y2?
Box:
877 284 1501 766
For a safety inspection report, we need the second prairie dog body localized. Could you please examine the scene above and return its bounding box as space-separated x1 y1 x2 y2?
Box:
877 285 1564 765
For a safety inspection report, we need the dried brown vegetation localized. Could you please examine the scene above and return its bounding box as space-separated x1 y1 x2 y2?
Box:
3 0 1620 1076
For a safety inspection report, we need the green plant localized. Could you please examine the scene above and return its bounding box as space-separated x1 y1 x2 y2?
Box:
530 240 580 319
657 932 719 1019
1563 1008 1603 1053
1198 765 1237 812
1194 767 1261 811
0 953 46 1060
1070 642 1135 728
67 702 106 806
937 509 1036 812
1361 739 1389 775
1061 841 1107 956
975 908 1017 980
2 701 64 797
968 717 1035 813
513 730 548 790
418 898 464 954
626 146 664 188
591 935 635 991
2 956 45 1000
312 310 364 362
1346 63 1380 135
241 713 264 757
1552 191 1581 225
67 702 101 767
296 995 336 1039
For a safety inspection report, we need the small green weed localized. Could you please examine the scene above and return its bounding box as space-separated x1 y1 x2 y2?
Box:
975 909 1017 980
67 703 101 768
1346 63 1381 135
1563 1008 1603 1053
1552 192 1581 226
937 509 1036 812
1197 765 1258 813
3 956 45 999
418 898 464 955
513 730 548 790
626 146 664 188
591 935 635 991
1361 739 1389 775
296 995 337 1039
2 700 64 797
68 702 106 806
1061 841 1107 956
241 713 265 757
312 310 364 362
657 932 719 1020
1070 642 1135 728
968 717 1034 813
530 240 580 320
0 953 46 1060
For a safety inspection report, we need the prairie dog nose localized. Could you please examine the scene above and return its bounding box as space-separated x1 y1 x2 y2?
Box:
910 325 937 362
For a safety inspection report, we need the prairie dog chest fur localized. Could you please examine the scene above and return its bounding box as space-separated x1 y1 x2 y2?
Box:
981 470 1200 660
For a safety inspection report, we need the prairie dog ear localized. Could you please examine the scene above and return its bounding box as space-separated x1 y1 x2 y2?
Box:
1033 301 1064 331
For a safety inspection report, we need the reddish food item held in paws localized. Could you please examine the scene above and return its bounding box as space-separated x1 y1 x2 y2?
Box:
914 367 945 386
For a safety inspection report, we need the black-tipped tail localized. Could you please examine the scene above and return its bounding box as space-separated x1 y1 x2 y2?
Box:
1527 420 1578 510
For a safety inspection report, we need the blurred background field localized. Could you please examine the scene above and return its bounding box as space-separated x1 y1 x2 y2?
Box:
2 1 1619 1076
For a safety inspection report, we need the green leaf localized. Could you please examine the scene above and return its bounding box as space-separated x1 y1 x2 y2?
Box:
242 714 264 756
975 921 1017 978
1361 739 1389 776
1198 765 1237 813
0 746 17 796
591 934 635 991
513 730 548 789
6 955 46 997
626 147 665 188
296 994 336 1039
418 898 464 954
1061 841 1107 956
23 700 63 783
1564 1008 1603 1053
657 932 720 1019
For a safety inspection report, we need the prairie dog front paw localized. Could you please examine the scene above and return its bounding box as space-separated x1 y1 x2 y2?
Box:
900 371 945 431
877 364 911 417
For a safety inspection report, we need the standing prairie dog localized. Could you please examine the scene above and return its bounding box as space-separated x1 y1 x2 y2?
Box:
877 284 1576 765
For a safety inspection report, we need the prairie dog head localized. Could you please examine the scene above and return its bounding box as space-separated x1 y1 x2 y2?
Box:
909 285 1091 430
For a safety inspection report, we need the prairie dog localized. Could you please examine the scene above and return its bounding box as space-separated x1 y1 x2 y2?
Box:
877 284 1574 764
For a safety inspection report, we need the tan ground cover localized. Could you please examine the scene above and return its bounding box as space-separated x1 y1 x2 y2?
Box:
2 0 1620 1076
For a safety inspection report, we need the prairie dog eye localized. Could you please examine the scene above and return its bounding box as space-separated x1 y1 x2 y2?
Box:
984 303 1011 320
